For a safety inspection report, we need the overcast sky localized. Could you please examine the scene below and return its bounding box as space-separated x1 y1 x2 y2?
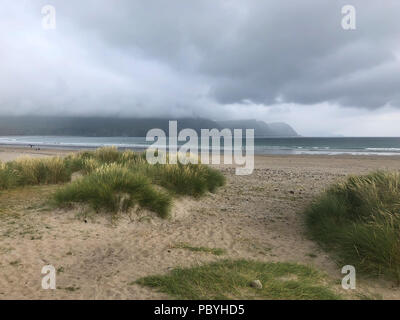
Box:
1 0 399 136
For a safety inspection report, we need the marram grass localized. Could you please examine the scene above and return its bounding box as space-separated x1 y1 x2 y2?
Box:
53 163 172 218
0 157 71 189
148 163 226 197
0 147 225 218
305 171 400 281
66 147 225 197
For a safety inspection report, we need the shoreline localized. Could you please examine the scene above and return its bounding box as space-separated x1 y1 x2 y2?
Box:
2 135 400 157
2 145 400 162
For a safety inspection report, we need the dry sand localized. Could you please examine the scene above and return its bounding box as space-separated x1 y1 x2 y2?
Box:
0 146 74 162
0 146 400 299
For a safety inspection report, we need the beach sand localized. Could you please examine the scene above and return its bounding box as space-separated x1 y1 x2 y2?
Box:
0 146 75 162
0 146 400 299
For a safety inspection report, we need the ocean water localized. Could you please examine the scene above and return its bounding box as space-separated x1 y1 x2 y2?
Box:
1 136 400 156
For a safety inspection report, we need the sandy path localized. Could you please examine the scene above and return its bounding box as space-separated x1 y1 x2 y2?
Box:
1 149 400 299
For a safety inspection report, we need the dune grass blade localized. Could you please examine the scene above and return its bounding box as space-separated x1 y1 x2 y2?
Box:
0 161 14 190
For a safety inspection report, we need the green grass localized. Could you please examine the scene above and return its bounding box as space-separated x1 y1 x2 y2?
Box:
173 243 226 256
305 171 400 282
147 163 226 197
0 157 71 189
53 163 172 218
64 147 225 197
135 259 341 300
56 147 225 217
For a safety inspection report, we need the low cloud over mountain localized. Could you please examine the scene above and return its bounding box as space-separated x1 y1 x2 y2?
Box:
1 1 399 136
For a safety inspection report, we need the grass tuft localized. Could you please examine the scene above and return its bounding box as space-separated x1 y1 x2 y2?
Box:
172 243 226 256
0 157 70 189
135 259 341 300
149 163 226 197
305 171 400 281
53 163 171 218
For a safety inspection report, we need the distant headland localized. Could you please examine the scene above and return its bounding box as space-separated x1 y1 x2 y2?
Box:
0 116 298 137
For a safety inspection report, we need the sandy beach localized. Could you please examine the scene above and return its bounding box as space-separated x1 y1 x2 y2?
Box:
1 146 400 299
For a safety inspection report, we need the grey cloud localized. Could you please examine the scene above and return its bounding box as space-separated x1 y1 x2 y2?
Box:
0 0 399 119
61 0 400 109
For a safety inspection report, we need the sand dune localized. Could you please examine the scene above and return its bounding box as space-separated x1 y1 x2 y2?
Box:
0 147 400 299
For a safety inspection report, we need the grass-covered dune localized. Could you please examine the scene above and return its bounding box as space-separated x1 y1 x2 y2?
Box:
306 171 400 281
0 147 225 218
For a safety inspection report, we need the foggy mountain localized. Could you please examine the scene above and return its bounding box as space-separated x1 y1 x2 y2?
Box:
0 116 298 137
217 120 298 137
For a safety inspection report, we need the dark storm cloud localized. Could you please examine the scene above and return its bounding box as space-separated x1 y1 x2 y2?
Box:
53 0 400 109
0 0 399 117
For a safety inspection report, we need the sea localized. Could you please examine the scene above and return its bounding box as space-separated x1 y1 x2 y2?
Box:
1 136 400 156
